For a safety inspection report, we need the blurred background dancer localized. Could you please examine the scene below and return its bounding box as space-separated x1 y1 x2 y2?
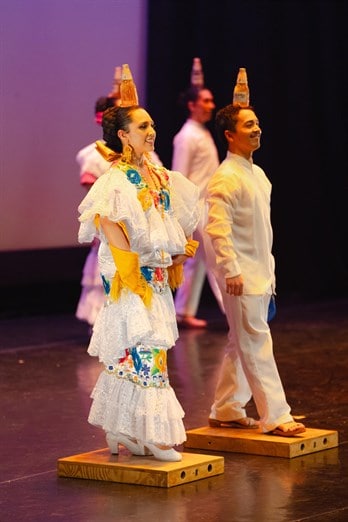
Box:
172 58 223 329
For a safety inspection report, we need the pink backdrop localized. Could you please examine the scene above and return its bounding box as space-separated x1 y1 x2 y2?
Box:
0 0 147 251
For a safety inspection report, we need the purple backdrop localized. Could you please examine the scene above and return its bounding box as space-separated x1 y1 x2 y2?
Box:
0 0 147 251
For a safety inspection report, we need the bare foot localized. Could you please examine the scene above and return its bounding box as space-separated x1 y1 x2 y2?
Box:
269 420 306 437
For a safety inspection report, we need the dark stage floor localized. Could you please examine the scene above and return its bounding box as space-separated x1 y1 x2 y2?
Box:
1 298 348 521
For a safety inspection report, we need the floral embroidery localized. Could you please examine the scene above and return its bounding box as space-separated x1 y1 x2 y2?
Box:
160 189 170 211
101 274 110 295
140 266 153 281
154 267 164 282
152 349 167 375
130 346 142 373
126 168 142 186
105 345 169 388
118 162 171 213
137 187 153 211
140 266 168 294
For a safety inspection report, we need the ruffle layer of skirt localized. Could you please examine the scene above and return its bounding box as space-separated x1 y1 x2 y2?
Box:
87 289 178 365
88 371 186 446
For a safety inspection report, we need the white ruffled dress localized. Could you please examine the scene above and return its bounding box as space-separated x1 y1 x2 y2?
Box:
78 161 200 446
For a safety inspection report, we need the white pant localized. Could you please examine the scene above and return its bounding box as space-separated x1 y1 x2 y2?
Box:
210 291 293 432
175 224 224 317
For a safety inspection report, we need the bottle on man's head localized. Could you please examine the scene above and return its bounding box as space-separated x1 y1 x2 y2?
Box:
191 57 204 88
232 67 250 107
110 66 122 99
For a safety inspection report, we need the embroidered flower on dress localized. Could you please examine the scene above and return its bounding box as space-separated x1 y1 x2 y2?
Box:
130 346 142 373
154 267 164 282
121 163 171 212
137 187 153 211
140 266 153 281
126 168 142 185
142 364 150 377
101 275 110 295
160 189 170 210
152 349 167 375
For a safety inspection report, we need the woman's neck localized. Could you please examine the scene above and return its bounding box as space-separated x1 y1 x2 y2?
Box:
131 153 145 168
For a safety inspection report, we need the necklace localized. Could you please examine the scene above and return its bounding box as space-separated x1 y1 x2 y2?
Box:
143 165 162 191
120 159 170 271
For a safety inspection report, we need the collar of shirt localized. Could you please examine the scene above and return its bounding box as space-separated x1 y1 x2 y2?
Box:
226 151 254 169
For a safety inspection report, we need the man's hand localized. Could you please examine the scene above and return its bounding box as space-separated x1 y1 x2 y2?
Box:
225 275 243 296
171 254 188 266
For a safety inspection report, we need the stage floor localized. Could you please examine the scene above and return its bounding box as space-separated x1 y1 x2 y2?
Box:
1 297 347 521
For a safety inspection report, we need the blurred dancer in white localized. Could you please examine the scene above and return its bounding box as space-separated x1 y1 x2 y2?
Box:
76 96 118 326
173 61 223 328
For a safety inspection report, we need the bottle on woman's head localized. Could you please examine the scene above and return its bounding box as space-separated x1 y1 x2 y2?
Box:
120 64 139 107
232 67 250 107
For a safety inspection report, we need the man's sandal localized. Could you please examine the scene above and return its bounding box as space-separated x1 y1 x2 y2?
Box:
268 421 306 437
209 417 260 429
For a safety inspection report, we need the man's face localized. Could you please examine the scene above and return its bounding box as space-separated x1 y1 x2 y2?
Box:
189 89 215 124
227 109 261 158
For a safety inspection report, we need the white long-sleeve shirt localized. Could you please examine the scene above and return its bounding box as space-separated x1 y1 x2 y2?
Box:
172 119 219 199
205 152 275 295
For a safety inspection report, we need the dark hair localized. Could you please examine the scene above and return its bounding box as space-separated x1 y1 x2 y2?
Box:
178 86 202 109
215 104 254 144
94 96 117 115
179 86 215 116
102 105 139 152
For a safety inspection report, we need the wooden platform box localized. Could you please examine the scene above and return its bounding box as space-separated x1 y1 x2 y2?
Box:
184 427 338 459
57 448 224 488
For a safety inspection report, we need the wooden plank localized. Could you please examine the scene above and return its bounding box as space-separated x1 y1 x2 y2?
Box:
57 448 224 488
184 427 338 459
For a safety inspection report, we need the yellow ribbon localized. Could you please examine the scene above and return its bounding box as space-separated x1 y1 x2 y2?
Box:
167 264 184 290
109 245 152 307
95 140 121 162
185 239 199 257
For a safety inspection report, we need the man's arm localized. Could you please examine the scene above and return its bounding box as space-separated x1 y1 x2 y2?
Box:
206 172 242 288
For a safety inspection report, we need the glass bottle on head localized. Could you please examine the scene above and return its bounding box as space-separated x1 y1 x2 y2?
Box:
120 63 139 107
233 67 250 107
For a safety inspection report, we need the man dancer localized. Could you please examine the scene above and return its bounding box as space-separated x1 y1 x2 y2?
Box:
173 85 223 328
205 104 305 436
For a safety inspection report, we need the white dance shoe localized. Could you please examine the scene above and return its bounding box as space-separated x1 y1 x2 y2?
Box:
106 433 152 456
142 442 182 462
106 433 182 461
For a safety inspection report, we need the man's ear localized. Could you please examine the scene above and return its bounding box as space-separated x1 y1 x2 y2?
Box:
187 100 195 112
225 130 233 142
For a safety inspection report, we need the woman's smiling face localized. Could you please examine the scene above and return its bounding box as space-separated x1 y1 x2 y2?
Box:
120 108 156 157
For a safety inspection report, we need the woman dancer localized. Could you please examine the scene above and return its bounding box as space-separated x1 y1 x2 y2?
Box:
78 104 200 461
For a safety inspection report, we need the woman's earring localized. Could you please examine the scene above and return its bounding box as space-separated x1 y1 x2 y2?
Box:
122 144 133 164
